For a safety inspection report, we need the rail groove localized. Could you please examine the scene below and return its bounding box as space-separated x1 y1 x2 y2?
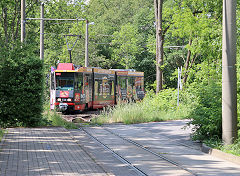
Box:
80 125 198 176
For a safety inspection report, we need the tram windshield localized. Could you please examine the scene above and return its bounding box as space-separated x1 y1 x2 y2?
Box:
56 73 74 91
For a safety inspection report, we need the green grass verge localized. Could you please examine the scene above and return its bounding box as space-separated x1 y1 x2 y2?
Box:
91 101 191 125
0 129 4 142
92 88 193 125
203 138 240 157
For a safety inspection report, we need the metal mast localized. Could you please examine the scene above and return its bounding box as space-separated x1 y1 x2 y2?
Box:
85 20 89 67
21 0 26 43
40 3 44 61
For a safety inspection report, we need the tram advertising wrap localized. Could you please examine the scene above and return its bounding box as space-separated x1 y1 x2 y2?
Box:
50 63 144 113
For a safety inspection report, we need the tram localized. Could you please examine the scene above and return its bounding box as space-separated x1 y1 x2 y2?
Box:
50 63 144 113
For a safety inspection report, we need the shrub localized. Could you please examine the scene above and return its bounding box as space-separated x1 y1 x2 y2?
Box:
187 80 222 141
0 129 4 142
0 44 45 127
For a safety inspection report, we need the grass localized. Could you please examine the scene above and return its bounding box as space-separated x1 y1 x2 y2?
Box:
92 89 193 125
43 104 78 129
0 129 4 142
91 101 191 125
203 138 240 157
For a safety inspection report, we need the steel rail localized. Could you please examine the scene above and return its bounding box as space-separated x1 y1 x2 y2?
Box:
80 127 148 176
101 126 198 176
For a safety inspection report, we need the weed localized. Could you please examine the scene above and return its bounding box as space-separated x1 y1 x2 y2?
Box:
92 89 193 124
43 104 77 129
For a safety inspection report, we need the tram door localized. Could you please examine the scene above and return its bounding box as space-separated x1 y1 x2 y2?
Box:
50 72 56 110
83 73 92 106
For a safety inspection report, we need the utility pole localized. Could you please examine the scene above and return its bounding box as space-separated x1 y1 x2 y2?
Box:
222 0 237 145
40 3 44 61
21 0 26 43
85 20 89 67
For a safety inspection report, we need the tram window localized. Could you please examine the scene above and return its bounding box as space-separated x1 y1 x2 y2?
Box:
135 77 144 90
74 73 83 90
109 82 112 95
56 79 74 90
128 77 134 87
99 83 103 95
111 81 115 95
118 77 126 89
95 80 97 95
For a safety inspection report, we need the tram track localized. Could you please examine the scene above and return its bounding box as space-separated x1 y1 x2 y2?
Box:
60 110 99 122
80 126 148 176
79 125 198 176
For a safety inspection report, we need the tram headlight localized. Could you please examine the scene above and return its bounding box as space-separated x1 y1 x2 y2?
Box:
57 98 61 102
67 98 72 102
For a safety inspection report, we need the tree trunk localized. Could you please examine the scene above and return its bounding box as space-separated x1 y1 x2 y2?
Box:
154 0 163 93
182 39 192 84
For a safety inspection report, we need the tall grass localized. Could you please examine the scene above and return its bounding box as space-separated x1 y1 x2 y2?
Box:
43 104 77 129
92 89 194 124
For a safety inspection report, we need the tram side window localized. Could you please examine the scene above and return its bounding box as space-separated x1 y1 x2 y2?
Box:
74 73 83 90
99 81 103 95
118 77 127 89
109 81 114 95
140 77 144 91
95 79 102 96
135 77 144 90
128 77 134 87
94 79 99 95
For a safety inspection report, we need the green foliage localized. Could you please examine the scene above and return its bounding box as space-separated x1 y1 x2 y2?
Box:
187 61 222 141
46 112 77 129
0 44 45 127
43 103 77 129
220 139 240 156
0 129 4 142
92 89 193 124
111 23 141 69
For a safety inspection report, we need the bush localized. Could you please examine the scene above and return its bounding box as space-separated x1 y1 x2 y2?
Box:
0 44 45 127
187 80 222 141
0 129 4 142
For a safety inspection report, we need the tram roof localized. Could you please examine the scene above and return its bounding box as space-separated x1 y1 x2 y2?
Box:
93 68 115 75
54 63 143 76
57 63 75 71
115 70 144 76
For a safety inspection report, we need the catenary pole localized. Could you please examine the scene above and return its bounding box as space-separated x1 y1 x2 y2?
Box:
21 0 26 43
222 0 237 145
85 20 89 67
40 3 44 61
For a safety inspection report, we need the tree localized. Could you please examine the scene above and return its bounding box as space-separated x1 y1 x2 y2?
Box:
111 24 140 69
169 0 222 85
154 0 164 93
0 0 39 46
